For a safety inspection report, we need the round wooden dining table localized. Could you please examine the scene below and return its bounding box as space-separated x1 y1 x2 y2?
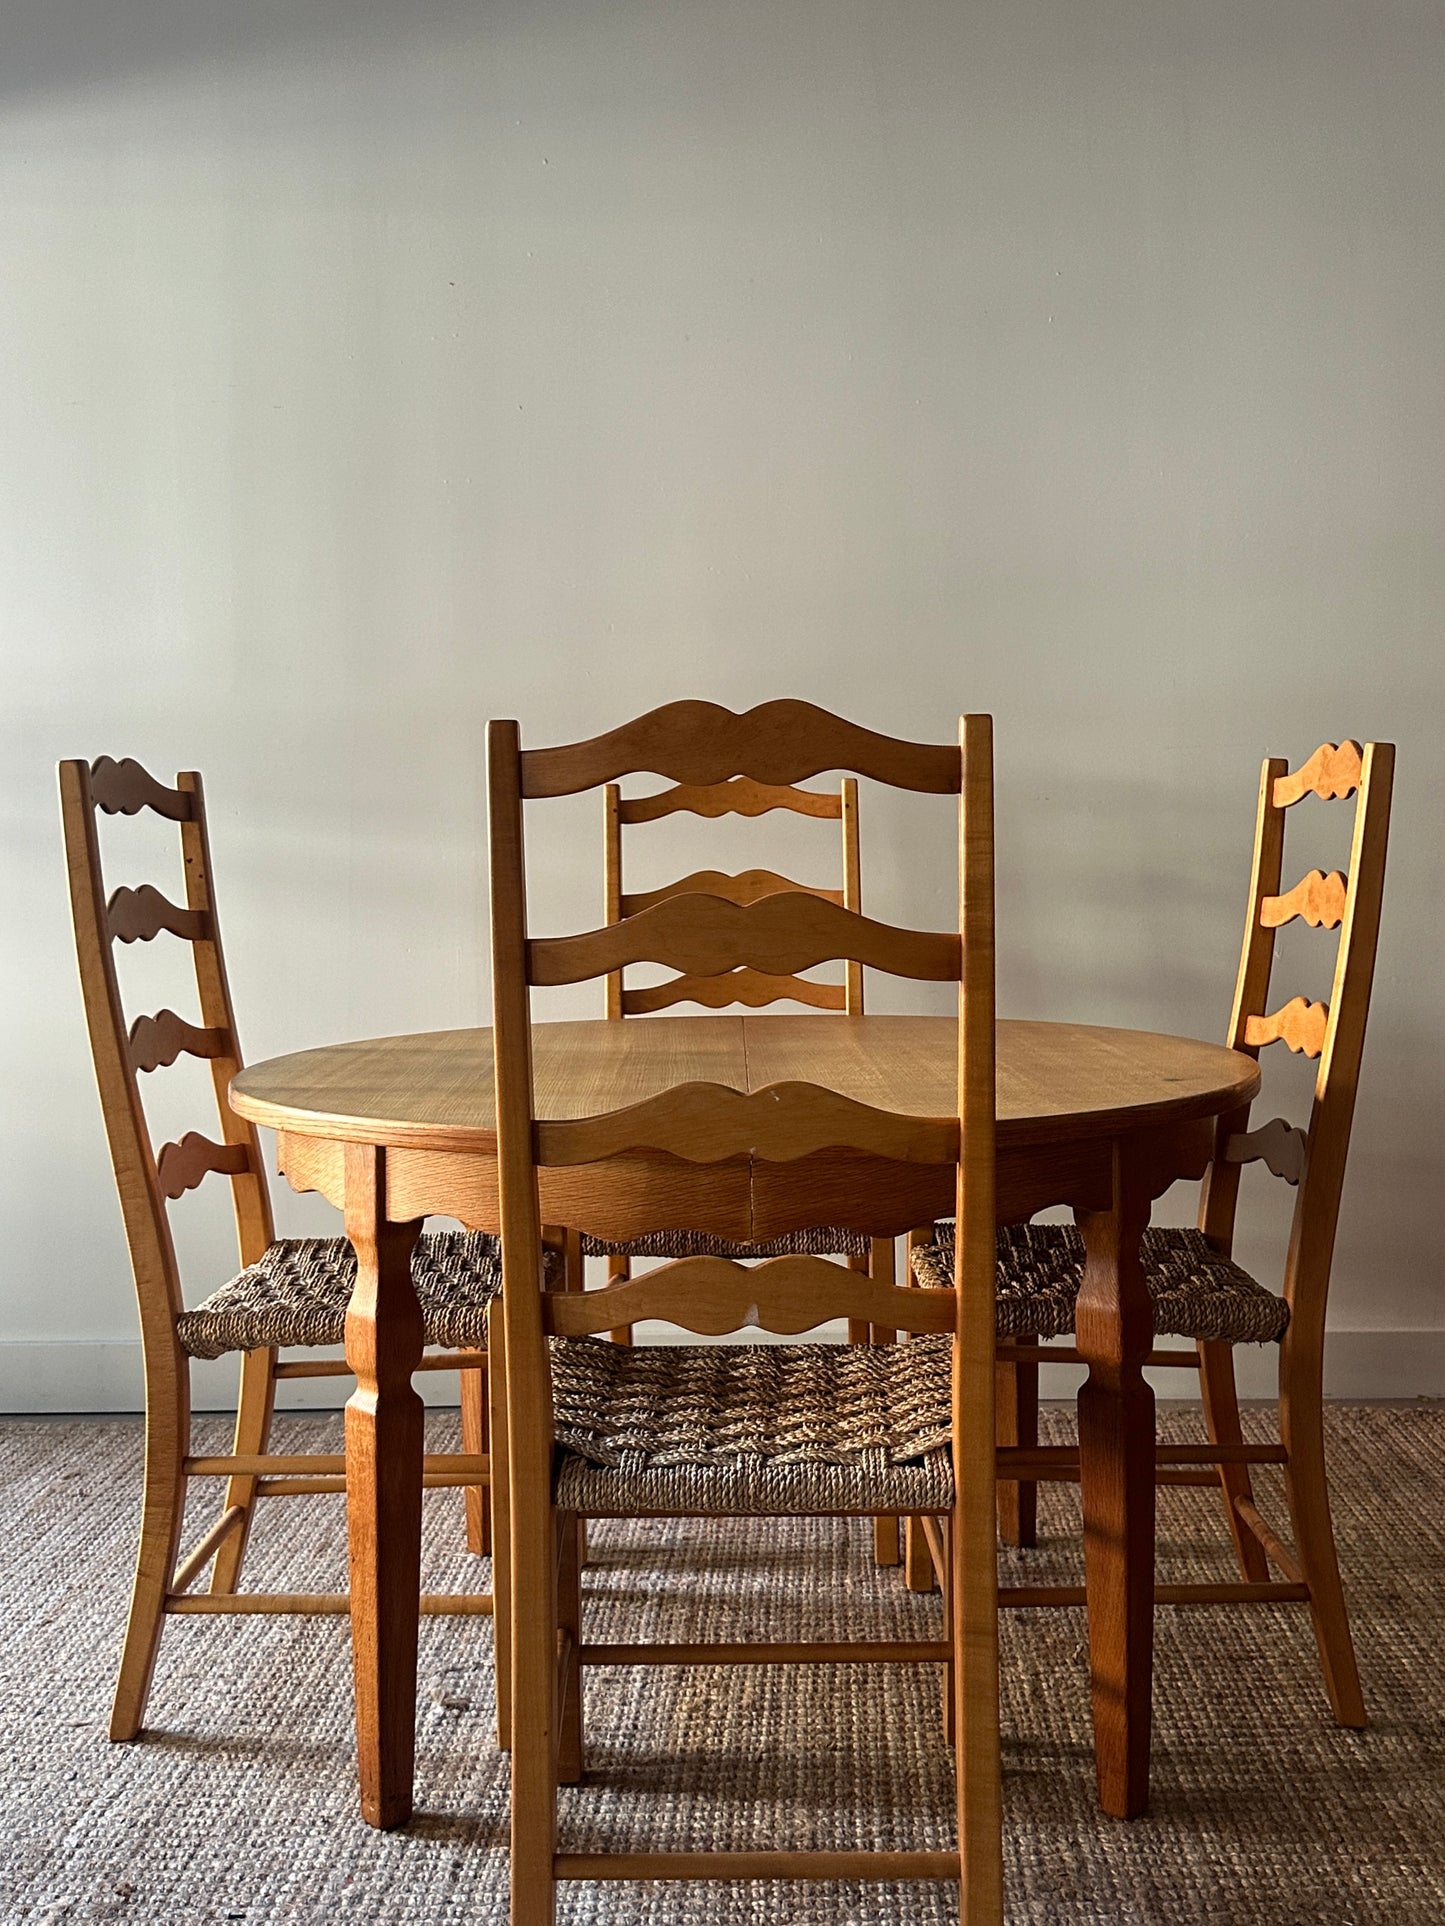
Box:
231 1013 1259 1830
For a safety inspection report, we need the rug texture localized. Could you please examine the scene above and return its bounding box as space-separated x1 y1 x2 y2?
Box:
1 1403 1442 1924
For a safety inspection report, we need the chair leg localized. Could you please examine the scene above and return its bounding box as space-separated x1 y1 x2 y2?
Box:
210 1345 277 1594
1280 1327 1366 1727
461 1359 492 1556
556 1510 583 1784
607 1252 634 1346
111 1345 190 1741
995 1335 1038 1549
510 1496 559 1924
1197 1340 1268 1584
904 1515 938 1592
488 1303 513 1751
869 1239 901 1567
953 1414 1003 1919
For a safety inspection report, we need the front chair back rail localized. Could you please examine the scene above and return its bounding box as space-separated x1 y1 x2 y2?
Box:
929 737 1392 1732
488 701 1002 1922
59 759 496 1747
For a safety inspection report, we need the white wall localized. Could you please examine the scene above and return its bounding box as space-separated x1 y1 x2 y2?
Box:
2 0 1441 1409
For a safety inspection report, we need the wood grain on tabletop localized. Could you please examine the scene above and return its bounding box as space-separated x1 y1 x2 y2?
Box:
231 1016 1260 1153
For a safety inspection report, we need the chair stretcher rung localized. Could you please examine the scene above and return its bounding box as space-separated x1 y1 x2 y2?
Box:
165 1591 492 1615
998 1581 1309 1608
186 1452 487 1477
998 1345 1202 1368
580 1640 951 1666
269 1350 487 1379
554 1850 959 1882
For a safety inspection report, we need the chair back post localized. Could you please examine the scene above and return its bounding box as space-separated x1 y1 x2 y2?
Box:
1198 755 1288 1251
951 713 1001 1903
602 782 624 1019
1282 742 1394 1338
840 775 864 1014
59 760 188 1369
175 771 275 1266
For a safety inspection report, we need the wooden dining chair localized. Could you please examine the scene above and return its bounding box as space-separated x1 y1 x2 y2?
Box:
60 757 501 1743
585 771 901 1564
912 739 1394 1727
488 700 1003 1924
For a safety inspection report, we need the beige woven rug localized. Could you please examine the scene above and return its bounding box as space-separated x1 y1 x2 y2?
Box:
2 1403 1442 1923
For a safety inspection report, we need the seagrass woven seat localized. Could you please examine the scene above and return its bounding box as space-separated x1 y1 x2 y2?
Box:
175 1231 508 1361
578 1224 870 1262
550 1335 955 1517
911 1222 1291 1345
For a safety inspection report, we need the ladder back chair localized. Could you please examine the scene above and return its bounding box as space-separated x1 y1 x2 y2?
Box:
489 700 1003 1924
914 738 1394 1726
591 770 902 1563
60 757 502 1744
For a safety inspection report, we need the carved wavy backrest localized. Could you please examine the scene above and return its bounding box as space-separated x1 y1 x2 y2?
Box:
59 759 275 1338
489 704 994 1344
603 765 861 1017
1200 739 1395 1320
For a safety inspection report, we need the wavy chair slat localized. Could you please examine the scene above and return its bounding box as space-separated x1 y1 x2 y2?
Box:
531 892 960 987
543 1253 958 1338
520 698 964 798
621 868 843 914
1222 1116 1310 1185
1242 996 1329 1058
155 1132 252 1200
1272 741 1364 808
619 777 842 823
129 1008 230 1072
622 971 845 1014
89 756 195 821
1260 869 1348 931
107 883 210 945
535 1081 960 1168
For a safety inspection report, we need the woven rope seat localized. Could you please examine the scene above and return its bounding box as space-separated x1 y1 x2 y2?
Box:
578 1225 871 1261
911 1223 1290 1346
174 1231 507 1361
549 1334 954 1517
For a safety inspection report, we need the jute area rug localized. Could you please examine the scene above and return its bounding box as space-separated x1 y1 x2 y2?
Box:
1 1403 1442 1924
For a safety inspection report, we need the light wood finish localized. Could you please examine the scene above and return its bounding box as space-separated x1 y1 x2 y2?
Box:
58 758 492 1762
1260 867 1349 930
996 738 1393 1782
518 697 965 799
487 703 1001 1924
537 1080 959 1168
532 892 961 988
1243 996 1330 1058
1272 739 1363 807
234 1023 1259 1830
233 1017 1257 1155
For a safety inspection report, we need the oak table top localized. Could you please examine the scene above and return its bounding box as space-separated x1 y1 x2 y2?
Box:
231 1014 1259 1151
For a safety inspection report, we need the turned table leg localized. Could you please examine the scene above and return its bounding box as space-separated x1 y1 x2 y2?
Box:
343 1142 425 1830
1074 1144 1155 1819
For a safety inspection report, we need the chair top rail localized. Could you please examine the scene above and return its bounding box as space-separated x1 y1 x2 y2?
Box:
534 1080 961 1168
520 699 963 798
531 892 960 988
619 777 842 823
